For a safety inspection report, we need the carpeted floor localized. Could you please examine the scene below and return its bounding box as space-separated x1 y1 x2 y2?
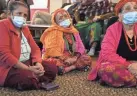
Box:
1 57 137 96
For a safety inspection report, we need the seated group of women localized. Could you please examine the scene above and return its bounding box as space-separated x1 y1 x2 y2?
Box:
0 0 137 91
0 1 91 90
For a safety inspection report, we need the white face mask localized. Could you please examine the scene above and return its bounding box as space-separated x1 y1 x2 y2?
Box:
12 16 26 28
59 19 71 28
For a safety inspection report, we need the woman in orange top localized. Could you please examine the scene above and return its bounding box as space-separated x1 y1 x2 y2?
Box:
40 9 92 75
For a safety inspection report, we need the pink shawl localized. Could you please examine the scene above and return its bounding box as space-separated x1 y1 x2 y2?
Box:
88 22 137 80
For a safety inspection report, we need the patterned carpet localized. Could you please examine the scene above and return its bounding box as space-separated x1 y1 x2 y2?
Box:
1 57 137 96
1 71 137 96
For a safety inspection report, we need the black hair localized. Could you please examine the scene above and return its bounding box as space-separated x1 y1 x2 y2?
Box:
119 8 122 13
0 0 7 14
8 1 28 13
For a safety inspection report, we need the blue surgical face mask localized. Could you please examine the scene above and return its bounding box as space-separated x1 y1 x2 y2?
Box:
59 19 71 28
122 11 137 25
12 16 26 28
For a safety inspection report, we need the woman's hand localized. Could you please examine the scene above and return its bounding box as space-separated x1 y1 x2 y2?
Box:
93 16 101 22
0 13 7 19
29 63 45 76
128 63 137 77
64 57 77 66
35 63 44 71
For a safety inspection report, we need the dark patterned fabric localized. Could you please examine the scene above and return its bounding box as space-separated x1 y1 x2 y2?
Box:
77 0 115 18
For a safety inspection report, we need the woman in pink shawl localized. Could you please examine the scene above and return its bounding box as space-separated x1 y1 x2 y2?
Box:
88 0 137 87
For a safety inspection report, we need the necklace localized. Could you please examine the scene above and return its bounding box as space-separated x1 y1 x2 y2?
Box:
127 36 134 43
124 31 137 51
130 39 132 42
128 37 135 45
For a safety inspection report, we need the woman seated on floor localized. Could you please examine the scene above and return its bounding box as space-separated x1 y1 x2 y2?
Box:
88 0 137 87
40 9 92 75
0 1 58 90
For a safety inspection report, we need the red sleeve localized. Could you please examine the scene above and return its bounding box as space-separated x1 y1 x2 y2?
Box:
0 22 18 67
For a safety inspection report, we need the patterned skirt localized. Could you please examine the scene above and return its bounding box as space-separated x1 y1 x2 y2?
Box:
43 52 92 70
98 62 137 87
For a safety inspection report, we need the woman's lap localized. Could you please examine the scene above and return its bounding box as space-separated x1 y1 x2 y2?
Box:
4 68 39 90
40 60 58 82
4 60 57 90
46 54 91 66
98 62 137 87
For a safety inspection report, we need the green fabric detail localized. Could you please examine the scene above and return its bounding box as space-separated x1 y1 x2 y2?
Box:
75 22 102 46
75 23 93 46
90 22 102 41
64 34 75 55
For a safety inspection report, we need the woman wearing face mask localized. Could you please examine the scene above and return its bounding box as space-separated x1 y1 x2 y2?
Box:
0 1 58 90
88 0 137 87
40 9 92 75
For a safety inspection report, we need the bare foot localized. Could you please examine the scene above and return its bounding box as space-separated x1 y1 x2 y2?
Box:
64 65 76 73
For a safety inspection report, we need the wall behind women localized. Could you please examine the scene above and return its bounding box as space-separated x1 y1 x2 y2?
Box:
50 0 67 14
30 0 49 20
